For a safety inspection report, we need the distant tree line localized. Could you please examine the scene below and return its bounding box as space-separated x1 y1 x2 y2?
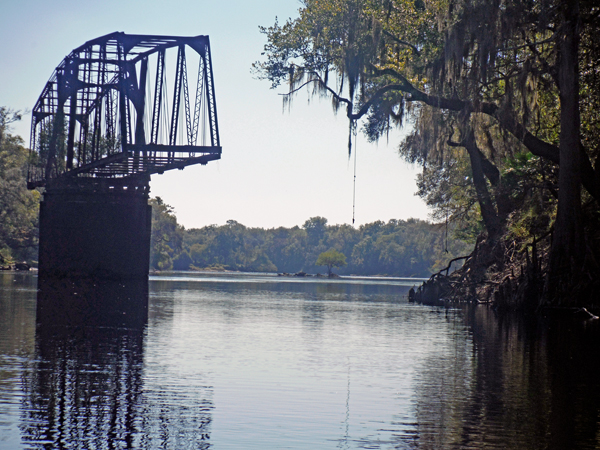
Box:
150 197 472 277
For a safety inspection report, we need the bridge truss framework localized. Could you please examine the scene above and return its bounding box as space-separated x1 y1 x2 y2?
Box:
28 32 221 189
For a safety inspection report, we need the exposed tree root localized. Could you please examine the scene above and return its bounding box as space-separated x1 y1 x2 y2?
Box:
413 230 600 314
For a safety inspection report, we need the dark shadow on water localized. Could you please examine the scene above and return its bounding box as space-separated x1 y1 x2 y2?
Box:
411 305 600 449
37 276 149 329
472 308 600 450
28 277 213 449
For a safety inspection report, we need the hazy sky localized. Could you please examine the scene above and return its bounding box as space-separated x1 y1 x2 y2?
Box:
0 0 431 229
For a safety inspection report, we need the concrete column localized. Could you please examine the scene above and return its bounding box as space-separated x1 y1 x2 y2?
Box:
36 179 152 327
38 182 152 280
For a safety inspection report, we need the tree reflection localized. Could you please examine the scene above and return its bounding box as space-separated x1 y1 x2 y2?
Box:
412 306 600 449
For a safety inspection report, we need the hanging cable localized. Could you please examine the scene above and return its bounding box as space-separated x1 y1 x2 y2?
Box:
352 121 358 226
445 205 449 253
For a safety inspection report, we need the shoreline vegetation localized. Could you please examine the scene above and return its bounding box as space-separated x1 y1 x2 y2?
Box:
3 99 599 312
149 197 472 279
252 0 600 311
1 105 470 283
149 267 428 282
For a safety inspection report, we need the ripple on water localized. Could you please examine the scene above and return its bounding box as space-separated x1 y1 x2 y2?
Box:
2 273 600 449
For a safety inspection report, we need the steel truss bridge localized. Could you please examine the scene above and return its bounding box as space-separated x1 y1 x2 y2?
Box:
27 32 221 190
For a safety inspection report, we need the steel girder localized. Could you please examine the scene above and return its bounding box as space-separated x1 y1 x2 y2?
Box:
28 32 221 189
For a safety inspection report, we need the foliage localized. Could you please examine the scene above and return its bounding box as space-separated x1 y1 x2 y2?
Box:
316 248 347 276
254 0 600 305
151 200 471 277
149 197 184 270
0 107 39 264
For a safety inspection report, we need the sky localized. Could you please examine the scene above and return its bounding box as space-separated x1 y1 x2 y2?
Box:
0 0 431 229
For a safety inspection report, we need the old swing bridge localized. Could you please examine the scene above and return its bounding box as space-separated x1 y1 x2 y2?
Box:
27 32 221 281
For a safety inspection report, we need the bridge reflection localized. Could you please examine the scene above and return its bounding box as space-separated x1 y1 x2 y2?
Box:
24 324 146 448
27 279 213 449
37 277 149 328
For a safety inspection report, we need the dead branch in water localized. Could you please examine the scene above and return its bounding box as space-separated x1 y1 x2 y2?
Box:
430 254 473 280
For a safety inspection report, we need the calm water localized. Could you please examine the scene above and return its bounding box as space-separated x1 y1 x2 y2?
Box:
2 271 600 449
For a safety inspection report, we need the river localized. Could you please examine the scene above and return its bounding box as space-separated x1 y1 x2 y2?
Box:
1 271 600 449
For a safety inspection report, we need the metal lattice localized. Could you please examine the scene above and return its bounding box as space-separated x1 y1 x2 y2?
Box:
28 32 221 189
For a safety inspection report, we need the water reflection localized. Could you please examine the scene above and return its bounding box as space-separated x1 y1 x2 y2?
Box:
4 273 600 448
413 306 600 449
22 325 146 448
24 277 213 449
37 277 149 328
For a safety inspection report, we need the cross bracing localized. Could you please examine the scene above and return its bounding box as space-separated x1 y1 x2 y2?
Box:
27 32 221 189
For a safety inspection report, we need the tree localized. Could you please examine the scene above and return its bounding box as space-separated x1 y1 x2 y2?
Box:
255 0 600 305
546 0 585 303
149 197 184 270
316 249 347 277
265 226 307 273
303 216 328 245
0 107 39 264
302 216 328 271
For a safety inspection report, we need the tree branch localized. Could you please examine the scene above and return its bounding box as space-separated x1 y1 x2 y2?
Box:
381 29 420 55
501 33 556 53
364 65 599 201
348 84 406 119
447 138 500 186
279 71 353 108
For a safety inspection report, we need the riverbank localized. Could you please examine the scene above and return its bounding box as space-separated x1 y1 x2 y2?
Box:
0 264 36 272
413 233 600 313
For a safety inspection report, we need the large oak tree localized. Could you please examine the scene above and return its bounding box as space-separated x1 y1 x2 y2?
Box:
254 0 600 305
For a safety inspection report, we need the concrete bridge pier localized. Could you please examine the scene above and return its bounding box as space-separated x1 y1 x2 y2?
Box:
36 178 151 326
38 178 152 280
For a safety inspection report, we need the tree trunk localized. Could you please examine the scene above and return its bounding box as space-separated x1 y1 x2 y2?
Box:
474 142 512 224
546 0 585 306
464 129 502 240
